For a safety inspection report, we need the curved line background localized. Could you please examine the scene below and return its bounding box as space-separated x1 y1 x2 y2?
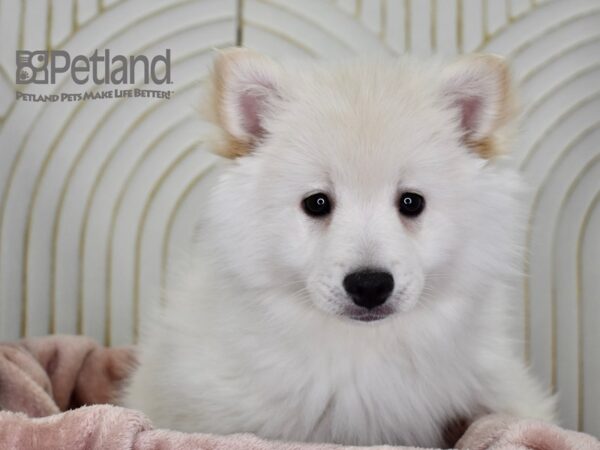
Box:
0 0 598 437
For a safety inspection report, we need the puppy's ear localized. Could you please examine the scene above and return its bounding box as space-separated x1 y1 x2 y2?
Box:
441 54 515 158
208 48 283 158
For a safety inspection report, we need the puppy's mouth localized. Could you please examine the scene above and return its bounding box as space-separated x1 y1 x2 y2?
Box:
344 305 395 322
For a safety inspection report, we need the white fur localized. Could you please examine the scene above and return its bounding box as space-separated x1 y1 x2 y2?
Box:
123 53 555 447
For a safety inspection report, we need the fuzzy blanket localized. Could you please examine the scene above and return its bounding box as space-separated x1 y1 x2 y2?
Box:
0 336 598 450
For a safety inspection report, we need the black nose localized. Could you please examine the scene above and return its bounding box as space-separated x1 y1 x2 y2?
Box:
343 269 394 309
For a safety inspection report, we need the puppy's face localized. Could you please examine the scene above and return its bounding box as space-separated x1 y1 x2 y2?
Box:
207 50 516 323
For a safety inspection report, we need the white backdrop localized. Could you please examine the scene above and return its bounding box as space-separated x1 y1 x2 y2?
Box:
0 0 598 436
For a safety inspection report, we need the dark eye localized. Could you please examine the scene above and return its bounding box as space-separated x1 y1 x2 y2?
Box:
398 192 425 217
302 192 332 217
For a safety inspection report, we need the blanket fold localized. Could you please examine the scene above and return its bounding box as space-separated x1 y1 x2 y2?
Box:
0 335 598 450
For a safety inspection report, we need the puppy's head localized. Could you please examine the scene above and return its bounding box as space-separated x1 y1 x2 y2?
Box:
205 48 518 323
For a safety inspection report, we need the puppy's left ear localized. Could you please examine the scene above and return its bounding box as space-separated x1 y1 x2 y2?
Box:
441 54 515 158
208 47 283 158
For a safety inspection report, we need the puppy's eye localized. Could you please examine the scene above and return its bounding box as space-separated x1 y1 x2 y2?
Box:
398 192 425 217
302 193 331 217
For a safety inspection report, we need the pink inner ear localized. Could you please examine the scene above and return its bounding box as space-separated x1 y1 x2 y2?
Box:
457 95 482 137
239 89 266 140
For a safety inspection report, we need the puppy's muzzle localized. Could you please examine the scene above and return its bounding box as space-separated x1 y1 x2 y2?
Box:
343 269 394 309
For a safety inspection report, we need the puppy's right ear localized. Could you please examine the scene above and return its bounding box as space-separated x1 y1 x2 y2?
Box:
440 54 515 158
208 48 283 158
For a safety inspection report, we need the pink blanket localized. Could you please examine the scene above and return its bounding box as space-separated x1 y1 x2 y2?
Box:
0 336 598 450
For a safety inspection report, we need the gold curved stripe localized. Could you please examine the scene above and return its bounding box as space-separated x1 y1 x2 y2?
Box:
520 66 600 171
549 152 600 421
47 0 53 51
236 0 244 46
96 52 227 347
0 56 14 86
482 0 489 40
18 0 25 50
508 0 535 23
577 190 600 431
0 108 12 126
405 0 411 52
476 1 591 53
0 1 24 126
0 69 15 125
104 117 198 345
47 31 231 336
80 0 125 28
243 20 318 57
57 110 142 335
506 9 600 59
520 89 600 358
254 0 375 55
254 0 396 53
76 79 196 344
44 33 228 337
75 74 202 344
355 0 362 18
0 0 212 336
161 164 218 303
55 0 158 50
522 121 600 373
71 0 78 33
380 0 387 42
132 141 207 342
430 0 436 53
520 33 600 86
78 105 169 342
456 0 463 53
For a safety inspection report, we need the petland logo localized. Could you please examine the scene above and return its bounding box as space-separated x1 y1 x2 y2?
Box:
16 49 171 84
15 49 173 102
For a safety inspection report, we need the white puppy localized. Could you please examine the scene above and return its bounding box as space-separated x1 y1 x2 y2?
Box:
123 49 555 447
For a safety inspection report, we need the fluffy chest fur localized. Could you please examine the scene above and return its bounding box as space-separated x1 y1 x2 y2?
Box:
126 282 498 447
